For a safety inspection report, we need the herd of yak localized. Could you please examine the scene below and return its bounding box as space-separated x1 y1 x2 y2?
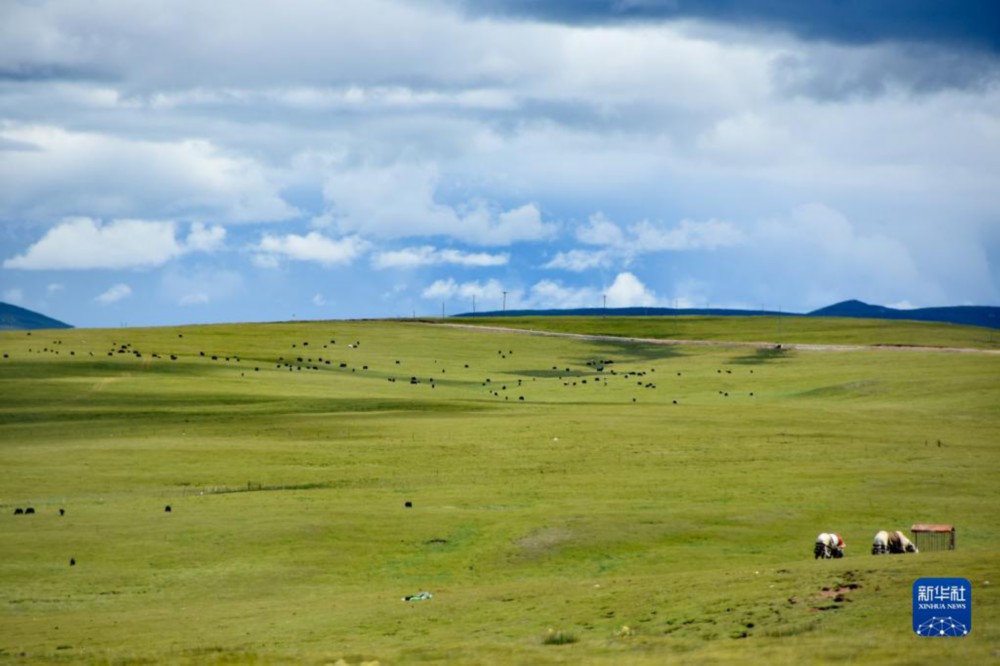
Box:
8 330 934 566
814 530 919 559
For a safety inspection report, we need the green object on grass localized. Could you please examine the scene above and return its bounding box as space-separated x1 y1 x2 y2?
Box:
403 591 433 602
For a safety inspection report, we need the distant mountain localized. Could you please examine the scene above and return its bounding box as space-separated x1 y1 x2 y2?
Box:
809 299 895 318
460 306 790 319
455 300 1000 329
808 300 999 328
0 303 73 330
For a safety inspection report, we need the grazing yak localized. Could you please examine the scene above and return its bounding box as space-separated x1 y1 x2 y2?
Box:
872 530 919 554
814 532 845 559
889 530 918 553
872 530 890 554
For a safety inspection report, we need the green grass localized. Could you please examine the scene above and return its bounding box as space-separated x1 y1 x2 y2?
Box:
448 314 1000 349
0 318 997 664
542 629 579 646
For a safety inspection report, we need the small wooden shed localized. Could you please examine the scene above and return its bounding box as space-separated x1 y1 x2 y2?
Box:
911 524 955 551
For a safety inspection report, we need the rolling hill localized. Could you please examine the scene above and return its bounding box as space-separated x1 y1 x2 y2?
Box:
808 299 999 328
456 299 1000 329
0 302 72 330
0 317 997 663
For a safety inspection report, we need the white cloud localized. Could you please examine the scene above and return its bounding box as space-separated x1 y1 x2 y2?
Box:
226 85 518 113
422 279 459 300
95 283 131 304
0 124 298 224
696 112 794 164
484 205 556 246
606 272 660 307
3 218 227 270
419 273 661 312
323 162 448 236
669 278 712 309
4 218 181 270
525 280 600 310
521 272 662 310
179 293 210 306
549 215 744 272
0 0 772 113
3 288 25 304
759 203 917 269
576 212 626 246
576 215 745 253
250 254 280 269
253 231 369 266
372 245 509 269
46 283 64 294
323 162 556 245
750 203 934 308
421 278 506 302
630 219 745 252
312 293 326 306
184 223 226 252
543 249 614 272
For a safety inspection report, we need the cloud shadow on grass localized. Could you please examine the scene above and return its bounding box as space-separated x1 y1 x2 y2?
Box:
728 348 795 365
577 340 686 365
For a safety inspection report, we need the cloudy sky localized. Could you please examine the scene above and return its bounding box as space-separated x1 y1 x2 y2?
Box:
1 0 998 327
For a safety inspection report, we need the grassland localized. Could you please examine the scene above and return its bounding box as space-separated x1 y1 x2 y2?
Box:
0 318 997 664
449 314 1000 350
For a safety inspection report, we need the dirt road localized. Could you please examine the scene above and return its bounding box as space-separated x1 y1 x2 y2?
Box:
428 322 1000 355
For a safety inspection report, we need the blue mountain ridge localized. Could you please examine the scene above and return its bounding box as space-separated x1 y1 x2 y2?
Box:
455 299 1000 329
2 299 997 330
0 302 73 330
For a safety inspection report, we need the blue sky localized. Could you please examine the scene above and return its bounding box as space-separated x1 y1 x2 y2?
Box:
1 0 998 327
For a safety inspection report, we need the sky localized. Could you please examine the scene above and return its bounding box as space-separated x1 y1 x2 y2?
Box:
1 0 999 328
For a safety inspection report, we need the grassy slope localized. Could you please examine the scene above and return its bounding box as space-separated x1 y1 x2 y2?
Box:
448 315 1000 349
0 319 997 664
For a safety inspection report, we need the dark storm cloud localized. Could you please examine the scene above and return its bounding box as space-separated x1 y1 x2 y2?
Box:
772 42 1000 100
456 0 1000 52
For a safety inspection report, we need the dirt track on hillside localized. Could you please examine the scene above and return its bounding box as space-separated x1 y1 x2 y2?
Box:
428 322 1000 355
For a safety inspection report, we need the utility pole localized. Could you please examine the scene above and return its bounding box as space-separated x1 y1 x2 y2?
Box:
441 302 445 319
472 294 476 314
602 293 607 316
502 290 508 313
